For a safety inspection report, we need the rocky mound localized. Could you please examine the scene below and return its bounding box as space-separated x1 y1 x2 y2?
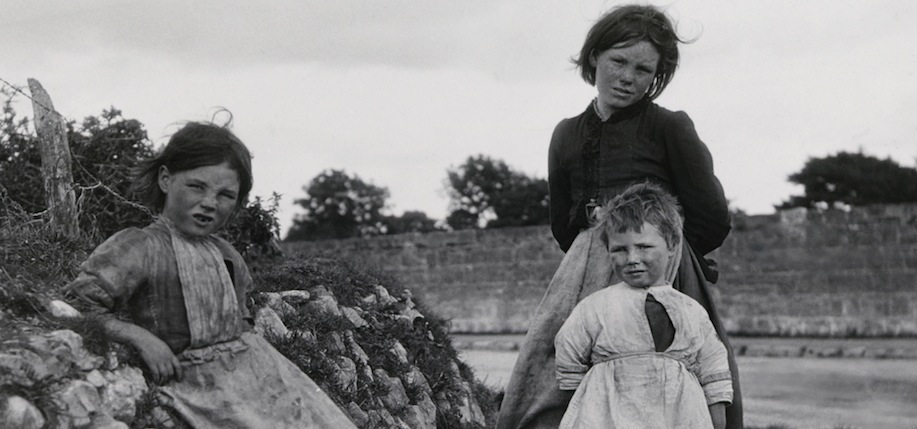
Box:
0 256 497 428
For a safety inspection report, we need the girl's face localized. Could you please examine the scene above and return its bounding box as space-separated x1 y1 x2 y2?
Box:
591 40 660 116
158 161 240 237
606 222 674 288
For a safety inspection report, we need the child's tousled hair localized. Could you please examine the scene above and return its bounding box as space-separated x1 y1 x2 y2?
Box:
573 4 687 101
593 182 683 250
132 115 253 213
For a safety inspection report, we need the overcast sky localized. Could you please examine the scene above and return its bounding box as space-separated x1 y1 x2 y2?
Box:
3 0 916 237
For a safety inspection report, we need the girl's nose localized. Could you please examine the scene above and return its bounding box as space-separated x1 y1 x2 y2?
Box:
200 193 217 209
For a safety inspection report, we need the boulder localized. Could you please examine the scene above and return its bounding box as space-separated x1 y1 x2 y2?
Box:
47 300 81 318
0 396 45 429
98 366 147 422
51 379 102 428
374 369 410 411
307 285 342 317
278 289 311 305
253 307 289 338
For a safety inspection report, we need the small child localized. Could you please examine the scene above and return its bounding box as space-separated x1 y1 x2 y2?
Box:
554 183 733 428
66 120 356 428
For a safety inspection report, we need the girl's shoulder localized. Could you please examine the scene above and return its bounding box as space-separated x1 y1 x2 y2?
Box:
210 234 245 263
81 225 170 273
648 103 697 134
549 104 595 153
97 225 166 252
553 103 595 131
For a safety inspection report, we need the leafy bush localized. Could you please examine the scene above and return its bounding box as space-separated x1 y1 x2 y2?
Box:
1 93 278 258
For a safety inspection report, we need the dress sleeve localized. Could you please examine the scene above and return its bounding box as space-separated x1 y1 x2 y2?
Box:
554 301 597 391
232 252 254 326
64 228 152 316
662 111 731 255
695 314 733 405
214 237 255 327
549 119 577 253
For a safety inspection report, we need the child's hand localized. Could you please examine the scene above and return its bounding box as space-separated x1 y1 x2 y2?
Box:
134 334 184 385
103 319 183 385
708 402 726 429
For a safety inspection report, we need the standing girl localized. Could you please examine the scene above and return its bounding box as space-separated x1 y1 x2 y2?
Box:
66 120 357 428
497 5 742 428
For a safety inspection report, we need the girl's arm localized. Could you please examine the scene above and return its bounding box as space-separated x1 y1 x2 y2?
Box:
709 402 726 429
549 120 577 252
693 308 733 407
66 228 181 384
662 111 731 256
104 319 182 385
554 301 596 390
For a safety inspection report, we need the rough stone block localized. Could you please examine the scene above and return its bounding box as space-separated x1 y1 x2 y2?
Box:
98 366 147 422
341 306 368 328
307 285 342 317
0 396 45 429
253 307 289 338
51 379 102 428
344 402 369 427
374 369 410 411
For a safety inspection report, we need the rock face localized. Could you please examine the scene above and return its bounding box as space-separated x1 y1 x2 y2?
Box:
252 259 490 428
0 258 490 429
0 329 147 429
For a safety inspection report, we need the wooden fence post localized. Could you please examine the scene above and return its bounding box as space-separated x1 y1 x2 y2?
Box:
27 78 79 239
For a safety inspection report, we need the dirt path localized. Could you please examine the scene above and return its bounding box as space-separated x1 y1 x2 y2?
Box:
457 339 917 429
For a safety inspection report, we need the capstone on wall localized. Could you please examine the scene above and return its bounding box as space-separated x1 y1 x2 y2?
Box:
284 204 917 337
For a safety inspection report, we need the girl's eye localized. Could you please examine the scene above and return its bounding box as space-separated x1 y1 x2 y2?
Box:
188 183 203 190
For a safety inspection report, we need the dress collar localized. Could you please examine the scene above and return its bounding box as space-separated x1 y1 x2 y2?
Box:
588 97 650 124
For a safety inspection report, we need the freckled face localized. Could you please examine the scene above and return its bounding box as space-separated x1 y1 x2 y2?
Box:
158 162 240 237
607 222 675 288
591 40 660 116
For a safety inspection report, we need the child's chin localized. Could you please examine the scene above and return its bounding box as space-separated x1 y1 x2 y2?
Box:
623 281 652 289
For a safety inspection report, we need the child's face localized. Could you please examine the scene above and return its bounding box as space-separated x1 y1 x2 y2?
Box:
158 161 240 237
591 40 660 115
606 222 675 288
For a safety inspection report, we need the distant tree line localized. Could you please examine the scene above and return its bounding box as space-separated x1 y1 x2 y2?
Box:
287 150 917 241
285 154 550 241
778 151 917 209
4 88 915 244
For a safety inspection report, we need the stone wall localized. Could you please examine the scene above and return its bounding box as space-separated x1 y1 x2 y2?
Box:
284 204 917 337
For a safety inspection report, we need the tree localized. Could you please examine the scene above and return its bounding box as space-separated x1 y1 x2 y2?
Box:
382 210 439 235
1 93 153 239
778 151 917 209
287 169 390 241
444 154 549 229
1 90 279 256
68 107 156 238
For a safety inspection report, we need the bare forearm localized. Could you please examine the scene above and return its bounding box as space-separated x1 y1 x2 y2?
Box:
708 402 726 429
103 319 182 384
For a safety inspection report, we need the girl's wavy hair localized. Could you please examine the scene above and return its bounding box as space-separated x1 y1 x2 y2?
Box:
573 4 689 101
592 182 684 250
132 111 253 213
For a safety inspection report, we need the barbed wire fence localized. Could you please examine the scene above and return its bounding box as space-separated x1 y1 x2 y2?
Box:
1 76 153 239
